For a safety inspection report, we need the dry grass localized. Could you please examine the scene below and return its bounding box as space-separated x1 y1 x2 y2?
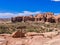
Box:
0 21 60 34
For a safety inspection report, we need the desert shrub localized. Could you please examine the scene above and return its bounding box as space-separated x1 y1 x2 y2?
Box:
46 28 53 32
0 24 15 34
27 29 34 32
26 29 40 33
34 22 39 25
0 21 60 34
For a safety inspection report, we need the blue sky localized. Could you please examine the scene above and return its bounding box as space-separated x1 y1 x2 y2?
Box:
0 0 60 18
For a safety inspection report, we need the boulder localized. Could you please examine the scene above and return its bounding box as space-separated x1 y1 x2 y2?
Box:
11 30 25 38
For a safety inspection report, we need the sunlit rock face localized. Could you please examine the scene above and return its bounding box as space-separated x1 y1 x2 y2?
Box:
11 12 60 23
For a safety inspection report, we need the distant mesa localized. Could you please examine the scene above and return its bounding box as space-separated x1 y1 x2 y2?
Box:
11 12 60 23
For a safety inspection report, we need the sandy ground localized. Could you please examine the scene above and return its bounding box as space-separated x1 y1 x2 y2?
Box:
0 33 60 45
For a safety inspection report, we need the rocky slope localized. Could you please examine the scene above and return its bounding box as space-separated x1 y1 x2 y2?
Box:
0 31 60 45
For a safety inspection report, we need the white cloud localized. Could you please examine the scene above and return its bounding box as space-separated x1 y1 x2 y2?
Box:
0 13 17 18
0 11 60 18
54 13 60 15
0 11 41 18
51 0 60 1
18 11 41 16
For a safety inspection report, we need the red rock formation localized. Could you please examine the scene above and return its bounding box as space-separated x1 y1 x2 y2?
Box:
11 16 24 22
53 15 60 23
43 12 56 23
34 14 44 22
11 12 60 23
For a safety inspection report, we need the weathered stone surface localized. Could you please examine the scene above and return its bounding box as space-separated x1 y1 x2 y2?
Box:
25 31 59 39
15 41 24 45
0 38 7 45
0 32 60 45
26 36 50 45
11 30 25 38
41 31 59 39
25 32 37 36
44 39 60 45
